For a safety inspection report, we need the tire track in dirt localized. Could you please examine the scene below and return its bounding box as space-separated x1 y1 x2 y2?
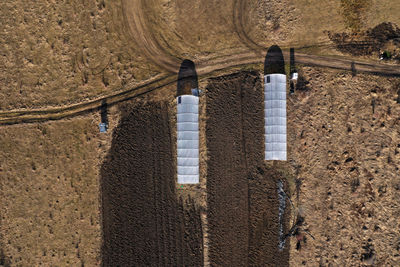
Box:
232 0 266 55
1 0 399 126
121 0 181 73
100 101 203 266
123 0 400 77
206 71 290 266
0 58 397 127
124 0 400 75
0 74 175 125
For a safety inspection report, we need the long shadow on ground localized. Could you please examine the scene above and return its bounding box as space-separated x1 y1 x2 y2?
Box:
206 71 290 267
264 45 285 75
177 59 198 96
100 101 203 266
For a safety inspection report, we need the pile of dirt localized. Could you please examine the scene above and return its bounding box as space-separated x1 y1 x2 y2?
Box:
328 22 400 57
367 23 400 46
295 69 311 91
100 101 203 266
205 71 290 266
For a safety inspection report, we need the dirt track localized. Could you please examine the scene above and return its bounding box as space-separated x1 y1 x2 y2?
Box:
123 0 400 77
101 101 203 266
1 54 398 126
206 71 290 266
0 0 400 125
1 0 399 126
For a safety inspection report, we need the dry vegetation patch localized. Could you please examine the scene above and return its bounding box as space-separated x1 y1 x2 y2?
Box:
340 0 372 32
288 66 400 266
0 0 157 110
0 116 102 266
328 22 400 59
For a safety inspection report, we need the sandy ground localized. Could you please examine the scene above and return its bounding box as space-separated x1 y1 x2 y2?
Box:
1 0 400 126
1 0 400 111
0 0 159 110
287 66 400 266
0 116 103 266
1 0 400 266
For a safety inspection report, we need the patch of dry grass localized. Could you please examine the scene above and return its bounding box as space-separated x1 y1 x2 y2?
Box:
287 66 400 266
1 0 400 111
340 0 371 32
0 0 158 110
0 115 104 266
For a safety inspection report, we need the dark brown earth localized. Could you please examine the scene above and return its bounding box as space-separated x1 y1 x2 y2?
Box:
328 22 400 57
100 101 203 266
206 71 290 267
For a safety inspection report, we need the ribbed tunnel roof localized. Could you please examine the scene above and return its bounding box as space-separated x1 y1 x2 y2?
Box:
177 95 199 183
264 74 287 160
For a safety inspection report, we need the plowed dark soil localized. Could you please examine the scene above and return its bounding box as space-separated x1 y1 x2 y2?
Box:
100 101 203 266
206 71 290 267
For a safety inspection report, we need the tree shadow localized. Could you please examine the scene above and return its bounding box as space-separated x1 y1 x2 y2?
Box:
264 45 285 75
177 59 198 96
100 101 203 266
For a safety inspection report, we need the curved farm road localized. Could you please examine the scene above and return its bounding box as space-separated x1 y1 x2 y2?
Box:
121 0 259 75
232 0 400 76
0 0 399 125
121 0 181 73
0 74 175 125
123 0 400 77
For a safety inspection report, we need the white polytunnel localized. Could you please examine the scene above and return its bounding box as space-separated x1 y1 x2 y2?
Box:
264 74 287 161
177 95 199 184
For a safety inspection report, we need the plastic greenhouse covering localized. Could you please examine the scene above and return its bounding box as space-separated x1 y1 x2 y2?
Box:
177 95 199 183
264 74 287 160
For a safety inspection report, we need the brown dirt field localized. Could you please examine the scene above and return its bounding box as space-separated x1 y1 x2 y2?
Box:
1 0 399 111
0 0 159 110
287 66 400 266
0 116 102 266
1 1 400 266
100 101 203 266
2 0 400 125
205 71 290 266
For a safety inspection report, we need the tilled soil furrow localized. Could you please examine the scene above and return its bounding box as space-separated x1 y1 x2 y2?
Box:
171 196 181 267
190 199 204 266
164 108 179 266
178 200 186 266
206 72 251 267
152 130 163 267
156 149 167 266
101 102 203 266
206 71 290 267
